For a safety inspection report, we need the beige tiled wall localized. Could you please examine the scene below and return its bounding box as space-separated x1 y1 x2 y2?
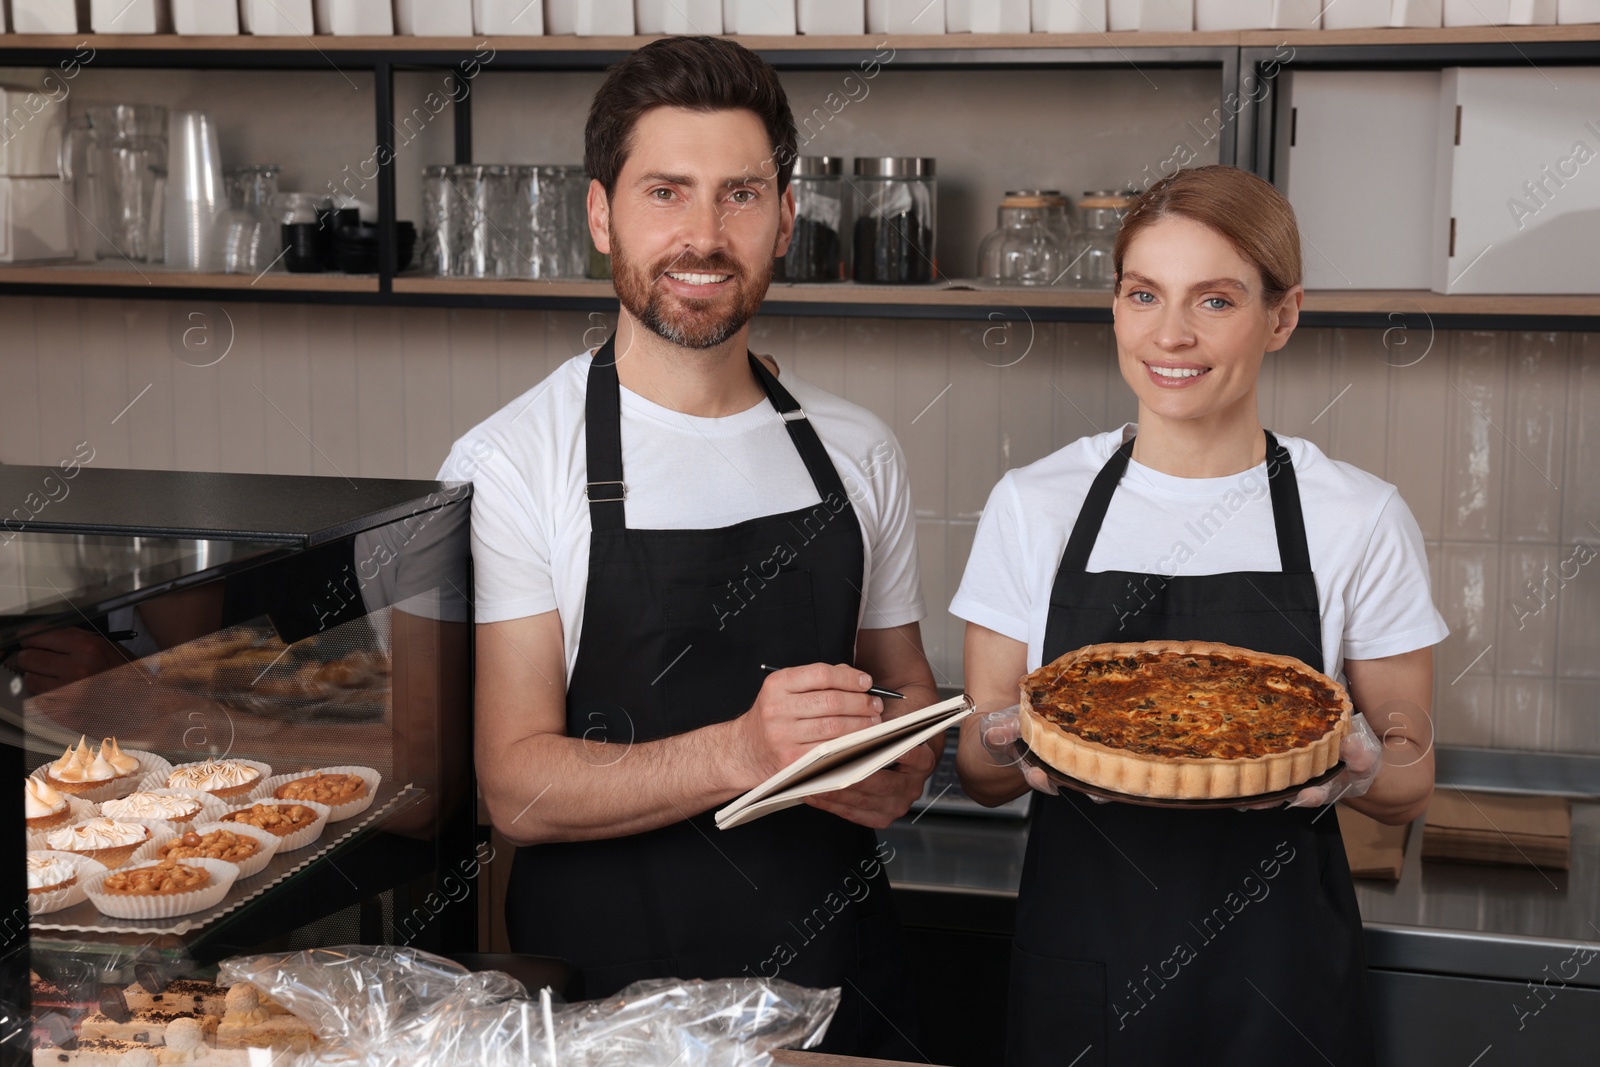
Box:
2 297 1596 753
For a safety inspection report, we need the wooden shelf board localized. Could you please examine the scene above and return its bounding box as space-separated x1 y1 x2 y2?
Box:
0 263 379 292
392 276 1118 308
5 26 1599 54
0 31 1243 53
1242 24 1600 48
392 277 1600 317
1300 290 1600 317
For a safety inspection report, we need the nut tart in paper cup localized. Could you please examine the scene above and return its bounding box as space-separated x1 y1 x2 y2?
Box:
143 821 281 881
217 798 330 852
84 856 239 920
27 850 107 916
32 817 169 869
260 765 381 822
156 759 273 801
99 788 227 828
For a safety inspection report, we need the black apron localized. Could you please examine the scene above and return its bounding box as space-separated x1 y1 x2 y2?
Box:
1007 431 1374 1067
506 339 920 1059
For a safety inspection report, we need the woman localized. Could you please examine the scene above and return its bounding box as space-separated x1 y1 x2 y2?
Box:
952 165 1446 1066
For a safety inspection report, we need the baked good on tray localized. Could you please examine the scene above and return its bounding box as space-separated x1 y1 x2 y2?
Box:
1019 640 1352 800
164 760 266 800
44 819 152 868
26 778 73 831
215 984 318 1053
27 854 76 896
272 773 365 806
43 738 141 796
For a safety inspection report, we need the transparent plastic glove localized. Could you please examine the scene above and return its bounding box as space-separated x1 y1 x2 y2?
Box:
978 704 1060 797
1288 712 1383 809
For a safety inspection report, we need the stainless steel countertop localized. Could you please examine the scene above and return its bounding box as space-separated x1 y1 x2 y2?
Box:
883 747 1600 988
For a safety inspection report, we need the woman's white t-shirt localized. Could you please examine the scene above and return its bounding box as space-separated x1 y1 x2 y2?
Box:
950 425 1448 683
439 353 926 681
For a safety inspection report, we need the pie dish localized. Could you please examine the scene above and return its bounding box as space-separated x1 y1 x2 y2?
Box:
1019 640 1352 800
260 765 381 822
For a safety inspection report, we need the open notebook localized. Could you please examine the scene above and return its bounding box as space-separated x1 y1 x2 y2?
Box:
715 693 974 830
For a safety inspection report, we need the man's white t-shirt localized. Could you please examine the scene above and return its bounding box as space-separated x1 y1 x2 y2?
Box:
950 425 1448 683
439 352 926 681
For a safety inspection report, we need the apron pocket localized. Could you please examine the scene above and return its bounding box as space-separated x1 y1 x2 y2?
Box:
1006 943 1107 1067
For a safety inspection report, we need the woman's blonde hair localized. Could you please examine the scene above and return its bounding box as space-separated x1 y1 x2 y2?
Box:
1114 165 1302 307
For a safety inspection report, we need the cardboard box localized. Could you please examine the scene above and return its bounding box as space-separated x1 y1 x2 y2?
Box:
1108 0 1192 30
1431 66 1600 294
1322 0 1443 27
1279 69 1440 290
949 0 1030 31
1034 0 1106 30
0 177 74 262
638 0 722 33
870 0 944 32
1444 0 1556 23
1422 789 1571 869
1195 0 1320 29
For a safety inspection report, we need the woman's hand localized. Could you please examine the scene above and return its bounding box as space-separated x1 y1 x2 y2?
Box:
1288 712 1382 808
977 705 1058 796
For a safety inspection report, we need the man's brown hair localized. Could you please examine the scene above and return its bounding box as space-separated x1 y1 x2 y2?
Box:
584 36 799 198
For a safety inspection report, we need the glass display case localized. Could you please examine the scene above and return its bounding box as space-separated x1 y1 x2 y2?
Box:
0 465 473 1060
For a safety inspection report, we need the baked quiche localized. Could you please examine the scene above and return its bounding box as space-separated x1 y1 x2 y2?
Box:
1019 640 1352 799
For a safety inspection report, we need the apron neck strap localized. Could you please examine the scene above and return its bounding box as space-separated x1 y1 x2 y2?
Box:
747 353 852 509
1058 429 1313 574
585 339 850 531
1263 430 1312 574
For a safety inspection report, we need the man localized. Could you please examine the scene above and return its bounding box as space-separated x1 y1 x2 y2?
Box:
440 36 937 1058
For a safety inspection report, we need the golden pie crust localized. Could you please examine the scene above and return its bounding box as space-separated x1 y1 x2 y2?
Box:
1019 640 1352 799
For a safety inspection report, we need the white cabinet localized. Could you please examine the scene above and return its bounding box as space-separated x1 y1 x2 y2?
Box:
725 0 796 32
1278 70 1440 290
314 0 394 34
1431 67 1600 294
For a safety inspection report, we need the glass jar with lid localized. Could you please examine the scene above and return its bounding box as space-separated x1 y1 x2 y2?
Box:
977 192 1072 286
851 156 936 285
777 155 846 282
1066 190 1136 290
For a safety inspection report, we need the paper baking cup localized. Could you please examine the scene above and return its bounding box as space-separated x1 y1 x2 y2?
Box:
99 788 228 828
259 766 382 823
32 750 173 804
142 821 281 881
84 856 239 920
218 798 330 853
25 794 96 833
30 818 170 869
155 759 274 800
27 851 108 916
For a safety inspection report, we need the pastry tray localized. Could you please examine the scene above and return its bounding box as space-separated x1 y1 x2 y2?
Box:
1019 743 1345 810
31 780 421 936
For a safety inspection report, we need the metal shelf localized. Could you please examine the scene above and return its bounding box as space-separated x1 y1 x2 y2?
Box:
0 30 1595 328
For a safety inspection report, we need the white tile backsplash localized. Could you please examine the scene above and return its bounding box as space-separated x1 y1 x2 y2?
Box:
0 295 1594 751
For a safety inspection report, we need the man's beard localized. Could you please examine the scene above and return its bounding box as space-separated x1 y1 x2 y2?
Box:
609 228 772 350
